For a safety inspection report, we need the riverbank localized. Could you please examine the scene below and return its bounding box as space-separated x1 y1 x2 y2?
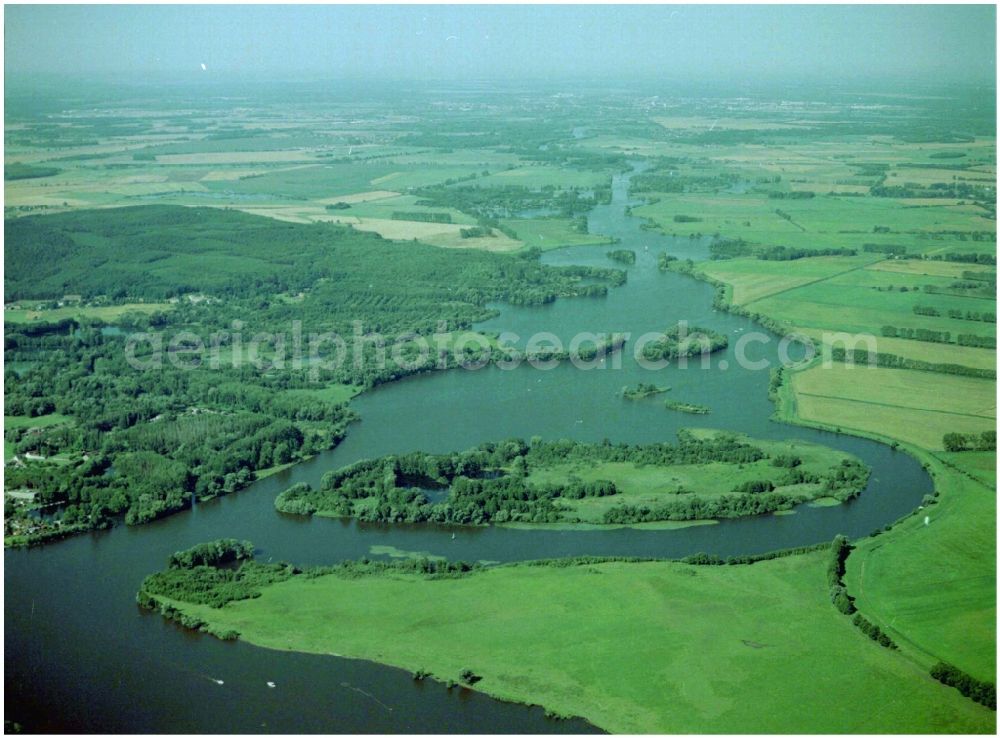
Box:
139 550 994 733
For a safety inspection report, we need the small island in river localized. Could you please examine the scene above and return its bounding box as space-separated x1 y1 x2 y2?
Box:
274 429 870 527
622 382 670 400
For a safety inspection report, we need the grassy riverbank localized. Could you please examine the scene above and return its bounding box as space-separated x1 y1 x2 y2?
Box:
143 551 994 733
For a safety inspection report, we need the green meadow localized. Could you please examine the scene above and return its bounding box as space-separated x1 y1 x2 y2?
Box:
846 450 996 683
500 217 615 249
4 413 74 460
524 432 863 522
148 551 995 734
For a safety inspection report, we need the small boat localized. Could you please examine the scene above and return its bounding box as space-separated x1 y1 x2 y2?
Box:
451 533 456 540
267 681 276 688
213 679 224 686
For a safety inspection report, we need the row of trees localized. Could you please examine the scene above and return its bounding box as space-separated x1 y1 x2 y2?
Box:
829 347 996 379
756 246 855 261
930 663 996 710
601 491 806 523
877 326 997 350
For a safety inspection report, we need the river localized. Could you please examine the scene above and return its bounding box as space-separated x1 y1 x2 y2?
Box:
4 165 931 733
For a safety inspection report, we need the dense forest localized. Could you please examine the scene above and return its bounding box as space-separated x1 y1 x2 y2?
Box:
4 206 625 543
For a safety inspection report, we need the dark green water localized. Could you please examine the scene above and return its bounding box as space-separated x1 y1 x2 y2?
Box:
4 166 931 733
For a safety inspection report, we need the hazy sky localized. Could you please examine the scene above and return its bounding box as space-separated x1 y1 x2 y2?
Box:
5 4 996 84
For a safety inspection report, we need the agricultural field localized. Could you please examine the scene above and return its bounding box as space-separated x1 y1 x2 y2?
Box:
630 126 995 260
639 192 994 253
696 254 996 366
696 254 880 306
4 111 620 254
791 364 994 450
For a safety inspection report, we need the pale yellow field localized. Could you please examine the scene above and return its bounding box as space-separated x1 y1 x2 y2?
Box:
315 190 399 205
200 164 318 181
155 151 318 165
422 230 524 252
797 327 997 371
794 394 994 450
791 364 995 450
3 190 91 208
235 206 317 224
653 116 810 131
317 215 523 251
866 260 995 279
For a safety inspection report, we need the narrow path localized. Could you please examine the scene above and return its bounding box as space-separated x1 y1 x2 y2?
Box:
740 257 883 308
795 390 996 420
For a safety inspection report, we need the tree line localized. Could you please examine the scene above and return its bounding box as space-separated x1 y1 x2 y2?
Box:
942 431 996 452
829 347 996 379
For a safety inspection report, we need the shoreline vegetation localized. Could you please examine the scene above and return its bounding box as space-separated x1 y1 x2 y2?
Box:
273 430 870 526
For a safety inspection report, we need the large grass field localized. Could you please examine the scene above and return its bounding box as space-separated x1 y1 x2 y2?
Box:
317 214 524 251
795 327 998 371
278 383 361 406
471 164 611 189
846 451 996 684
151 551 994 733
696 254 879 305
790 364 995 450
500 217 615 250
